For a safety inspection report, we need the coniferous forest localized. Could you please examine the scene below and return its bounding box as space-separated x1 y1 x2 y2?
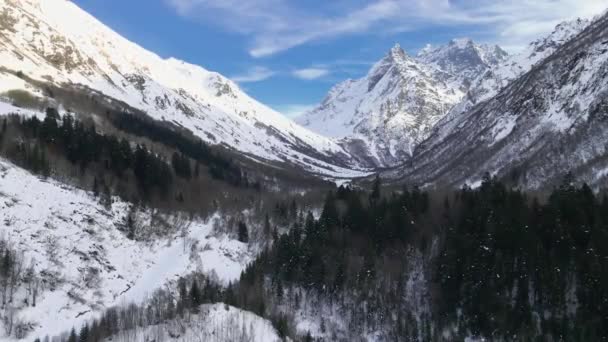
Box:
0 109 259 206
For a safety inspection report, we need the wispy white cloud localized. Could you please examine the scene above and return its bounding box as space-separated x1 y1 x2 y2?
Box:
231 66 275 83
292 68 330 80
274 104 315 118
167 0 607 55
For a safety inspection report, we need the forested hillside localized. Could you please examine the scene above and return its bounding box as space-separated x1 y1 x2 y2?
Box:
52 175 608 341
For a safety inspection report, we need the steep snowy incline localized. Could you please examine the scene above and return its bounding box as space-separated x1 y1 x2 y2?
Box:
393 13 608 189
417 38 508 88
0 0 365 177
432 18 592 146
0 159 255 340
297 41 507 167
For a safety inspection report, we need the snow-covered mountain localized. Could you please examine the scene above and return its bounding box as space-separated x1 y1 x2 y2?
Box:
0 0 366 177
296 40 507 166
417 38 508 88
391 14 608 189
441 18 591 129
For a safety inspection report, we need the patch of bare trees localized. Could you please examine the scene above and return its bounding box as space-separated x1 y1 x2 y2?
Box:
0 236 41 338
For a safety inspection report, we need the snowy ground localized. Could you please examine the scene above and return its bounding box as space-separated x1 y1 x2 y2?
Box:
106 304 281 342
0 159 255 340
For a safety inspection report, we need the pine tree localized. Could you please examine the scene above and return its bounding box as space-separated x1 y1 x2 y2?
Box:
67 328 78 342
190 279 201 309
177 278 188 315
101 181 112 210
264 214 271 238
126 212 135 240
238 222 249 243
2 249 11 279
92 177 99 197
320 191 338 233
79 324 89 342
370 174 381 205
289 199 298 219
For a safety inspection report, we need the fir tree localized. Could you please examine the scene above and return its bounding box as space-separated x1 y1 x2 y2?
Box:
190 279 201 309
238 222 249 243
79 324 89 342
92 177 99 197
370 174 381 205
264 214 271 238
67 328 78 342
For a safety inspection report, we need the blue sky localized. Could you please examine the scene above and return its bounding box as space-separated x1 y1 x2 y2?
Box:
73 0 606 117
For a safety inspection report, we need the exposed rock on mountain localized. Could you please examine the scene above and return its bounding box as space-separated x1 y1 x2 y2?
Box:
391 15 608 189
297 40 507 166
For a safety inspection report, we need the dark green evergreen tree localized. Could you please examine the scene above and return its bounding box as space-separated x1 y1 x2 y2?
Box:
238 222 249 243
190 279 201 309
67 328 78 342
79 324 89 342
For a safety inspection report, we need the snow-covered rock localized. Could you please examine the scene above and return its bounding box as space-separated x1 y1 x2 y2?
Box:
417 38 508 89
436 18 591 137
297 41 507 166
391 14 608 189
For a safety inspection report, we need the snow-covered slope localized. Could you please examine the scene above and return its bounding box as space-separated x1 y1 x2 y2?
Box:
105 304 281 342
438 18 591 136
0 0 365 177
417 38 508 89
297 41 507 166
0 158 255 340
392 14 608 189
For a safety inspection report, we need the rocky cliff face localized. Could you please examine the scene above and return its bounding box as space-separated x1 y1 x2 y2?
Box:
390 15 608 190
297 40 507 167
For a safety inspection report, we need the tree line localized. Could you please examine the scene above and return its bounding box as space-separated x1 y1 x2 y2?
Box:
2 109 259 202
106 110 249 187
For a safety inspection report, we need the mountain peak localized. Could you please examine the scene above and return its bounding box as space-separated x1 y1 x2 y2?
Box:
419 44 434 56
449 37 474 49
388 43 408 61
417 38 508 82
528 17 590 54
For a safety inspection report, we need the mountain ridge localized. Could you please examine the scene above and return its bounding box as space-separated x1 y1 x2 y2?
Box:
389 13 608 189
0 0 368 178
296 39 508 167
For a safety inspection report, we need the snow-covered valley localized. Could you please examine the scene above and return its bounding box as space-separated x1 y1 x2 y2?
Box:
0 0 607 341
